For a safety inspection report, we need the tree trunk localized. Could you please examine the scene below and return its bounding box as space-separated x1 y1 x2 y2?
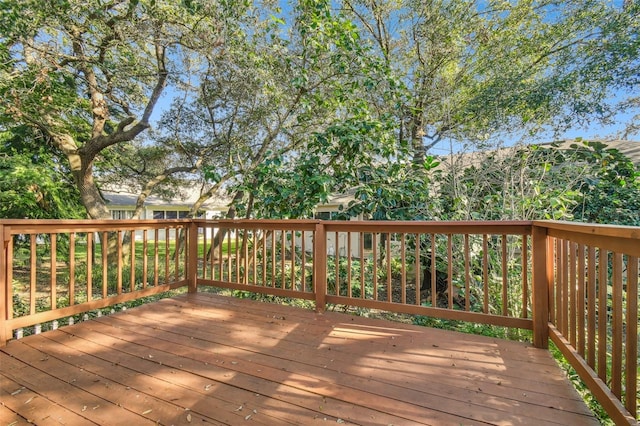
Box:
409 98 426 169
63 147 124 266
77 172 111 220
52 132 111 220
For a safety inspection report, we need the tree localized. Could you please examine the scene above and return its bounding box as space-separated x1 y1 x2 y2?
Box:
0 126 84 219
436 143 584 221
247 118 406 219
435 140 640 225
571 141 640 226
0 0 236 218
160 0 396 220
342 0 640 157
2 0 637 226
564 0 640 139
222 0 640 222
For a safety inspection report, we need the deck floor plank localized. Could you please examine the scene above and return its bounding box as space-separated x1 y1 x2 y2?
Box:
4 337 229 425
154 295 579 389
63 319 451 425
0 372 83 426
0 351 156 425
0 398 30 426
42 325 345 425
97 296 593 424
0 293 599 425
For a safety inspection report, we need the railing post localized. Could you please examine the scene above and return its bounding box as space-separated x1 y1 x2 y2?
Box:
532 224 550 349
314 222 327 312
187 221 198 294
0 224 9 346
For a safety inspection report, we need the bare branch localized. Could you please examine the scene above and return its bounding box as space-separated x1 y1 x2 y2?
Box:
140 37 169 126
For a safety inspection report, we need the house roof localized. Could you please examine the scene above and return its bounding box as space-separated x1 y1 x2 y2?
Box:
435 139 640 171
103 188 231 211
319 140 640 211
542 139 640 164
320 188 358 208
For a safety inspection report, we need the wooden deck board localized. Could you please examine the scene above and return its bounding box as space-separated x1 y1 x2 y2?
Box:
0 293 599 425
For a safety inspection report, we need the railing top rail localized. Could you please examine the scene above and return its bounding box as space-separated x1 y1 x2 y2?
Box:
3 218 639 241
193 218 320 231
195 219 321 224
0 219 191 235
321 220 533 234
533 220 640 239
194 219 533 225
0 218 538 236
0 219 191 224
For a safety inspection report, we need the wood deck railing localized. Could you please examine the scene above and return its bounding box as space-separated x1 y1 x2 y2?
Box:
1 218 638 424
0 219 191 343
535 221 639 425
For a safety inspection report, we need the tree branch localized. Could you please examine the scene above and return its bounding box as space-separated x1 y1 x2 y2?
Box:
85 39 168 155
141 41 168 125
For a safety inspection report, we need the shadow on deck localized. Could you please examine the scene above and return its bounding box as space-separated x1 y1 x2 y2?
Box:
1 293 598 425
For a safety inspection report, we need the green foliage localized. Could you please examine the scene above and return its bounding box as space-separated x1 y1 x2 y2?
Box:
437 143 579 220
342 0 639 153
326 257 375 298
344 155 440 220
242 116 403 219
436 140 640 224
0 0 249 218
1 0 637 224
241 153 334 219
0 127 85 219
570 141 640 226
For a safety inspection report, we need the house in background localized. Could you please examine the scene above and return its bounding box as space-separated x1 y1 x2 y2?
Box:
312 190 361 221
103 188 231 221
437 139 640 172
310 189 371 257
102 187 231 241
103 186 367 253
104 187 362 222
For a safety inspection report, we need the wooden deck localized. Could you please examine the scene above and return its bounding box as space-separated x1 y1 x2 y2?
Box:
1 293 598 425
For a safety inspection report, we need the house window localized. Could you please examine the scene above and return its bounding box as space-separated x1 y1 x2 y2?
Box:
363 233 373 250
314 211 334 220
111 210 133 220
153 210 192 219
